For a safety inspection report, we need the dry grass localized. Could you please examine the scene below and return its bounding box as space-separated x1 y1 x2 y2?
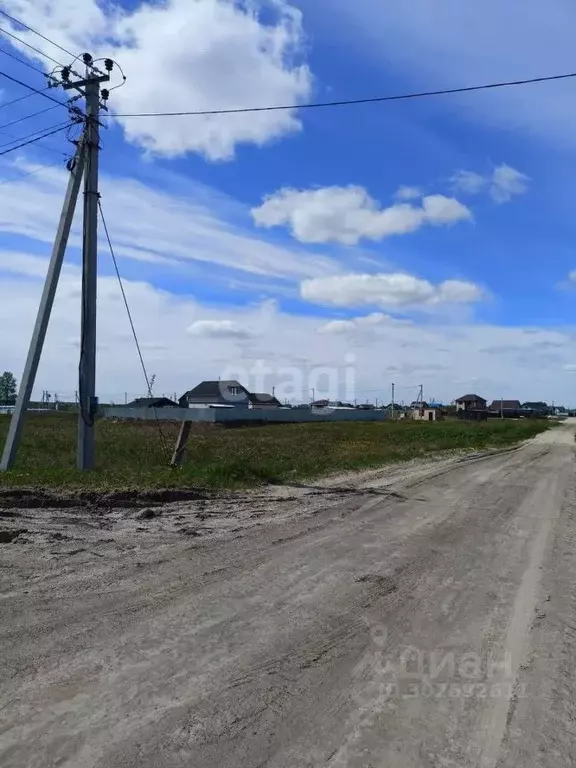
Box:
0 413 552 492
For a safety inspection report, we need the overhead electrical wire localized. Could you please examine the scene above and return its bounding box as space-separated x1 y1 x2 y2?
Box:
0 157 67 186
0 69 69 109
0 119 73 150
0 87 51 111
107 70 576 118
0 104 60 130
0 45 47 75
98 199 170 455
0 122 74 157
0 24 65 69
0 8 78 61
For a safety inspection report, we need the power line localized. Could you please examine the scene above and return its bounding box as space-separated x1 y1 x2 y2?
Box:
0 86 51 111
0 119 72 150
0 24 64 69
0 104 59 130
0 158 66 186
0 69 69 109
0 45 46 75
98 199 170 456
0 122 73 157
108 70 576 118
0 8 77 61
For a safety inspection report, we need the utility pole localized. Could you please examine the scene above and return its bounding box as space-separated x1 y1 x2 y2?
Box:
72 58 109 470
391 382 395 420
0 52 113 472
500 397 504 419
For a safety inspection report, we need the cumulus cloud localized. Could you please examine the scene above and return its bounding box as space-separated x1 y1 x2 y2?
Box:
252 185 471 245
452 164 529 203
301 272 483 308
1 0 312 160
186 319 253 339
317 312 405 334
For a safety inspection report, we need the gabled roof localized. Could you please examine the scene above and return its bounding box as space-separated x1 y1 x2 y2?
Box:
184 380 247 398
248 392 281 406
456 394 486 403
489 400 521 410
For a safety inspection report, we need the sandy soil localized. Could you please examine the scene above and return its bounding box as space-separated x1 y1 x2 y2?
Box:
1 423 576 766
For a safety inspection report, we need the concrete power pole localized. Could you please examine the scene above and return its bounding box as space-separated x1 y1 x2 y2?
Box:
0 53 112 472
391 382 395 420
72 57 109 470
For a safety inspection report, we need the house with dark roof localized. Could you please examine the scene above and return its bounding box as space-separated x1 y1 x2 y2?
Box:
179 380 250 408
489 400 521 412
522 401 552 415
179 381 281 409
126 397 178 408
248 392 282 409
488 399 523 418
455 394 487 412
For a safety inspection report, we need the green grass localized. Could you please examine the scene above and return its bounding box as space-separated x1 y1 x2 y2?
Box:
0 413 552 492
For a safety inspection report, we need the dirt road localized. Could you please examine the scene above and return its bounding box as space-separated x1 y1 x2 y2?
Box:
2 424 576 767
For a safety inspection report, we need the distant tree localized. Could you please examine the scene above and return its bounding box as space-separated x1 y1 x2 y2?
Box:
0 371 17 405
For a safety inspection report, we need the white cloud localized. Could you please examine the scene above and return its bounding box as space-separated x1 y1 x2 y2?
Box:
395 185 422 201
451 164 529 203
2 254 575 405
252 185 471 245
0 0 312 160
563 364 576 372
301 272 483 308
318 312 411 334
0 160 337 281
490 165 530 203
186 320 253 339
451 170 487 195
569 271 576 282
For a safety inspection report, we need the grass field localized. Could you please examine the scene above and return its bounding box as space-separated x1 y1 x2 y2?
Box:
0 413 552 492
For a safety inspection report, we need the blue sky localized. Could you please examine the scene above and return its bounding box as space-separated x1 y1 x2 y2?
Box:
0 0 575 405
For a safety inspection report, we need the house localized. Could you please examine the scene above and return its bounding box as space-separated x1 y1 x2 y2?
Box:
179 381 281 410
248 392 282 409
522 401 551 415
311 400 355 409
455 394 487 412
411 402 438 421
126 397 178 408
179 380 250 408
489 400 521 412
488 400 522 418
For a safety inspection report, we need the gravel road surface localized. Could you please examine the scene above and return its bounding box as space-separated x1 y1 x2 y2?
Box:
2 424 576 767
